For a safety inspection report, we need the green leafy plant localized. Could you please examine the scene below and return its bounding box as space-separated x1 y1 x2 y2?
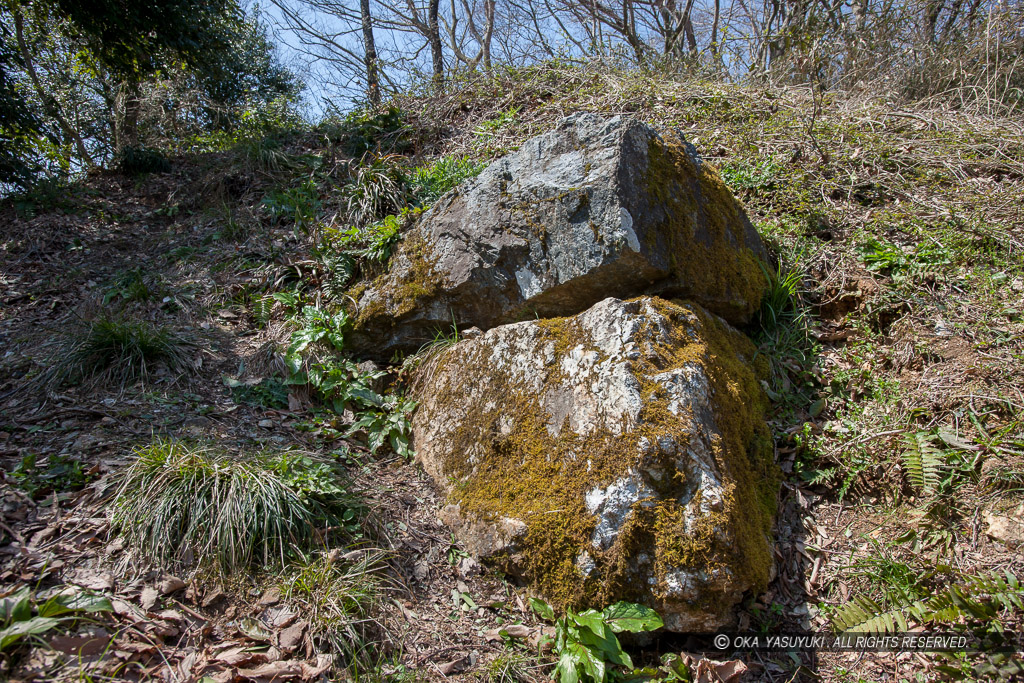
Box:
340 154 408 227
754 260 802 333
833 569 1023 634
111 441 364 571
720 156 782 190
530 598 663 683
902 431 945 496
241 136 294 174
225 376 290 409
331 207 422 267
280 548 389 669
48 315 196 388
409 155 486 206
1 587 113 652
901 429 980 503
473 107 519 137
332 105 408 157
858 237 952 283
103 267 160 304
481 652 534 683
10 453 89 499
346 394 417 459
286 305 351 358
263 178 322 233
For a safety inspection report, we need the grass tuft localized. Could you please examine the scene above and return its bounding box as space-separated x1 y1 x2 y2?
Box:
281 548 392 670
754 259 802 334
49 314 196 388
111 441 364 572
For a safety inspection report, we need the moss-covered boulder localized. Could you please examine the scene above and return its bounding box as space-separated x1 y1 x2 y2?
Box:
412 296 777 630
347 113 768 359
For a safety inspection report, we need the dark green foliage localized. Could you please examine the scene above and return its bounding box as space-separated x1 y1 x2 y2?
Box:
10 453 89 499
0 588 113 653
902 431 945 496
408 155 486 206
754 260 802 334
263 179 321 232
333 105 409 157
51 0 240 81
49 315 196 387
340 154 408 226
103 267 160 303
226 376 290 409
191 16 301 133
114 146 171 175
0 22 42 190
530 598 664 683
8 177 73 218
112 441 364 571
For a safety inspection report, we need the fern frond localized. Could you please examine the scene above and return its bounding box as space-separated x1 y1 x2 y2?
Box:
832 595 910 633
834 570 1024 634
901 431 943 495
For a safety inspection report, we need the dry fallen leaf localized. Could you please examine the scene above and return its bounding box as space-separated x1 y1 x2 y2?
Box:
680 654 749 683
71 571 114 591
158 575 186 595
140 586 159 611
278 620 307 653
300 654 333 680
437 657 468 675
238 660 304 680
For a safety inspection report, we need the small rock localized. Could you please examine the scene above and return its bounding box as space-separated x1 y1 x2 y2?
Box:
257 587 281 606
258 419 274 429
985 505 1024 548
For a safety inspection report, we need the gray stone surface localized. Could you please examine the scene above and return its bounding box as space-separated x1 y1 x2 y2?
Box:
347 114 767 359
411 296 776 631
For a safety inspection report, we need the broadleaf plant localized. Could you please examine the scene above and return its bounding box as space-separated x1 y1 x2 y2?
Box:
530 598 663 683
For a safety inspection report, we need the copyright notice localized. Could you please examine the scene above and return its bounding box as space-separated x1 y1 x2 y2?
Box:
686 632 1024 653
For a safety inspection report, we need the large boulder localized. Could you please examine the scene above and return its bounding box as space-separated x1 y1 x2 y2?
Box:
411 296 777 631
347 114 768 359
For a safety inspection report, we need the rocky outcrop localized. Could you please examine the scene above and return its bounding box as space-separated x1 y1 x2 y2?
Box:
347 114 768 359
411 296 777 631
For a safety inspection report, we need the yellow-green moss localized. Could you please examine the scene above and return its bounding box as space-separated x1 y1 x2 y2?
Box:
352 229 444 328
645 136 769 321
421 297 777 613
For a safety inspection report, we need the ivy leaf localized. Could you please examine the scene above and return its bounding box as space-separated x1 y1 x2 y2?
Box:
602 601 663 633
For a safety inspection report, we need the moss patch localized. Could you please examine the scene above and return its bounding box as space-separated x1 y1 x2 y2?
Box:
351 227 444 328
645 135 769 322
419 297 777 614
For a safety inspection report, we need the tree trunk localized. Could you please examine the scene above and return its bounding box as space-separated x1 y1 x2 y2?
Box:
710 0 722 64
116 79 141 153
428 0 445 89
12 5 94 167
360 0 381 105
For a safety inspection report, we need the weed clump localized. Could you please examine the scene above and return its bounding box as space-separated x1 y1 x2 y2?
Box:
112 441 364 572
49 315 196 388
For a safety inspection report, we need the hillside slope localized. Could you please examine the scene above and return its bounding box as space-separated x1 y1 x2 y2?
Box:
2 65 1023 681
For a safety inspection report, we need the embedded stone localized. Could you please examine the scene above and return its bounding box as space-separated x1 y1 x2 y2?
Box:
346 114 768 359
411 296 778 631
